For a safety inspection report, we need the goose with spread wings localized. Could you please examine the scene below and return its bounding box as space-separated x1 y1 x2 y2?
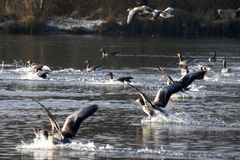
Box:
128 83 184 118
128 83 168 118
177 53 198 68
158 65 207 90
127 5 153 24
33 100 98 144
84 60 103 72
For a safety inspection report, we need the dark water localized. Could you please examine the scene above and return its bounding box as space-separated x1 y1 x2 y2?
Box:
0 35 240 160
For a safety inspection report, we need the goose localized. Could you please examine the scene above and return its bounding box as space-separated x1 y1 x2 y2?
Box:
33 100 98 144
84 60 103 72
158 66 175 85
127 5 153 24
217 9 236 20
158 65 207 90
100 48 120 58
151 7 175 20
27 60 51 71
177 53 198 68
178 66 207 90
159 7 175 19
27 60 51 79
36 70 50 79
128 82 183 115
221 59 231 73
128 83 168 118
107 72 133 83
208 52 216 62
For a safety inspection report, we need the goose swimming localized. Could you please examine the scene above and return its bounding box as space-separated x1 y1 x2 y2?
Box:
84 60 103 72
107 72 133 83
100 48 120 58
208 52 216 62
127 5 153 24
33 100 98 144
221 59 231 73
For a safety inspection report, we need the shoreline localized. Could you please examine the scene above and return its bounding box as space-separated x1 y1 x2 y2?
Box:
0 17 240 38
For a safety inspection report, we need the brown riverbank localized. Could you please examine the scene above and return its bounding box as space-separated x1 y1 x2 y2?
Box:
0 0 240 37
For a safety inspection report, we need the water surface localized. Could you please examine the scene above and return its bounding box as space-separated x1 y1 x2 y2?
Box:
0 35 240 159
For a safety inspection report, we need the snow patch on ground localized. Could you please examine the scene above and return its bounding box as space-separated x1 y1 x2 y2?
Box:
45 18 105 31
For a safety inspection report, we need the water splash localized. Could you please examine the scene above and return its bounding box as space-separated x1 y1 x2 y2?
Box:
141 112 194 124
17 138 238 160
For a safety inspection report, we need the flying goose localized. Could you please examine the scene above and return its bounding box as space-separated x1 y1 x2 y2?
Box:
160 7 175 18
107 72 133 83
33 100 98 144
127 5 153 24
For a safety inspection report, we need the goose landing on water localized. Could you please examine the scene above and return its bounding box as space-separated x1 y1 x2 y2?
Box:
27 60 51 79
107 72 133 83
128 83 168 118
84 60 103 72
33 100 98 144
159 65 207 90
177 53 198 68
128 83 184 118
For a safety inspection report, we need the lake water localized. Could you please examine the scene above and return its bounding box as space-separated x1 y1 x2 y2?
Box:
0 35 240 160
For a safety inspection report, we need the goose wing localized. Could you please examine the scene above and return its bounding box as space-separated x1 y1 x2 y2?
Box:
117 76 133 83
127 8 141 24
153 83 183 108
127 6 152 24
128 83 169 116
61 105 98 138
33 100 64 139
158 66 175 84
127 83 153 107
87 65 104 72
